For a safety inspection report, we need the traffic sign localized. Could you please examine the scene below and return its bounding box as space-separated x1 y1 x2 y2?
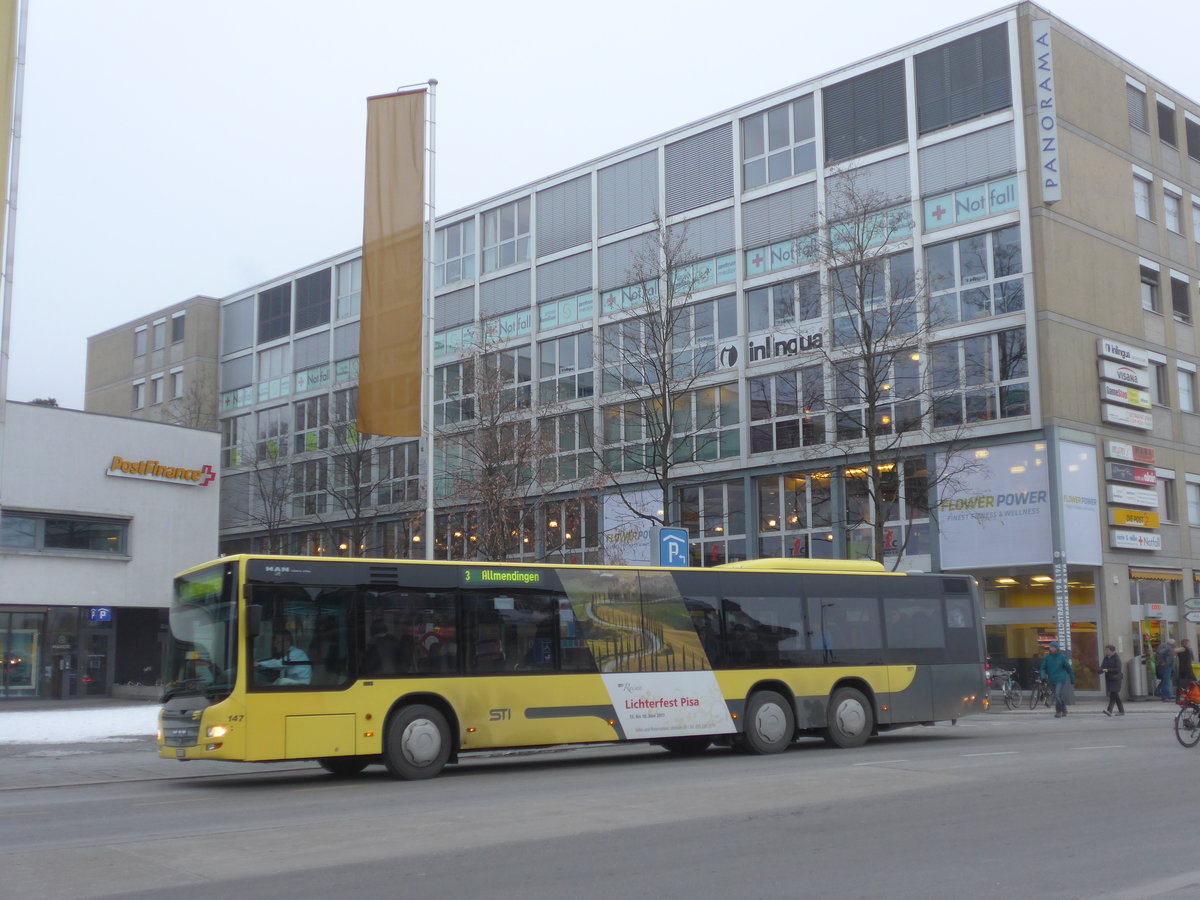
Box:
1185 597 1200 611
654 528 689 567
1186 611 1200 624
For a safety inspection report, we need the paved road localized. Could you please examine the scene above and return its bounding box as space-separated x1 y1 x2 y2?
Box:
0 696 1195 900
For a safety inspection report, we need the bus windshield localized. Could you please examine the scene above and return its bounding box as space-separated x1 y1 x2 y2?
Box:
163 562 238 702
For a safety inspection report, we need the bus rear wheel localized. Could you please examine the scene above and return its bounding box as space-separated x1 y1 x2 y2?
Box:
318 756 370 777
738 690 794 754
823 687 873 748
384 704 451 780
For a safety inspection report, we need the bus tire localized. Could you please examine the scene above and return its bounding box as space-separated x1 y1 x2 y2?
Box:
384 704 451 780
318 756 370 777
823 687 873 748
658 735 713 756
739 690 794 755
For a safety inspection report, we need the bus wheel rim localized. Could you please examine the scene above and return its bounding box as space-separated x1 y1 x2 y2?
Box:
834 699 866 735
755 702 787 744
400 718 442 767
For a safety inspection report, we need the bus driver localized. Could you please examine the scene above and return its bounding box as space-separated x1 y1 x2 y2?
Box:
255 631 311 685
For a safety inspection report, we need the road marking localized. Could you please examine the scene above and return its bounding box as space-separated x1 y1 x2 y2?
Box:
134 797 217 807
961 751 1019 757
851 759 909 766
1070 745 1124 750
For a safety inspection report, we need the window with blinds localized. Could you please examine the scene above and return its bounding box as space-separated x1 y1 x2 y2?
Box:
914 24 1011 135
823 61 907 164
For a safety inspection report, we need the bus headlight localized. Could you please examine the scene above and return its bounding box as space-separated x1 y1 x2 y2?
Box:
206 724 229 738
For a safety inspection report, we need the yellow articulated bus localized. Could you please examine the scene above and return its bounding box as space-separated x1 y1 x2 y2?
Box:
159 554 987 779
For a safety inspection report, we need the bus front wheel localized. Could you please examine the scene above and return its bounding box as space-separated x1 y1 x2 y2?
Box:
384 704 451 780
823 687 873 748
738 690 794 754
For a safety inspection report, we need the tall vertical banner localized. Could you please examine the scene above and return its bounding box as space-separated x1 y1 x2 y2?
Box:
358 89 426 438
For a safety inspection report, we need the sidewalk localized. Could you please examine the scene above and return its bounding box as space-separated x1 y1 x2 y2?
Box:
989 693 1174 714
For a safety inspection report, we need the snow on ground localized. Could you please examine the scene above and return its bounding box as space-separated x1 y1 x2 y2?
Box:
0 705 158 744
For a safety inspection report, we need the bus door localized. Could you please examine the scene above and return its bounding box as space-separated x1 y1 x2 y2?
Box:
882 597 939 724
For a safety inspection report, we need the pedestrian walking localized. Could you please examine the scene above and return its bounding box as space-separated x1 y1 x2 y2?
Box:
1156 640 1177 701
1100 644 1125 716
1039 641 1075 718
1176 639 1196 697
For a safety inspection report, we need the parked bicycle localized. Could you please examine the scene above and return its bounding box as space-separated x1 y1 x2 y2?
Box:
987 665 1023 710
1176 682 1200 748
1028 676 1053 710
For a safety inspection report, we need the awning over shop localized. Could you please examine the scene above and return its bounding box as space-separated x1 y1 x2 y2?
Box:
1129 568 1182 581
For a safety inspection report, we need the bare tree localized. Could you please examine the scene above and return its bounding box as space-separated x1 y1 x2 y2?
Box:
434 341 554 561
789 173 981 566
596 216 728 527
160 368 219 431
433 334 608 561
310 392 418 556
226 443 294 555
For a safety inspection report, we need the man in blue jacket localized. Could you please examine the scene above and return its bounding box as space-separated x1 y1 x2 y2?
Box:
1039 641 1075 718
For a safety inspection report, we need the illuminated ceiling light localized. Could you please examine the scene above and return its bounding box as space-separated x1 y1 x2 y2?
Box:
1031 575 1054 584
548 520 559 528
1010 465 1026 474
412 535 421 542
788 515 799 524
974 450 990 459
564 533 572 539
994 577 1018 585
767 519 778 528
882 383 891 391
880 415 891 425
1034 443 1046 451
910 352 921 361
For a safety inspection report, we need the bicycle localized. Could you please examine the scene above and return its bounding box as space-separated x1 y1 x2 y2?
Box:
1176 683 1200 748
1028 677 1053 710
999 669 1023 710
987 666 1023 710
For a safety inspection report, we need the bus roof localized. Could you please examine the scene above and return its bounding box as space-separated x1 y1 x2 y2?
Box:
182 554 896 578
714 558 891 574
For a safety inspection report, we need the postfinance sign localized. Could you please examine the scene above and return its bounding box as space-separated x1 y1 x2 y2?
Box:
106 456 216 487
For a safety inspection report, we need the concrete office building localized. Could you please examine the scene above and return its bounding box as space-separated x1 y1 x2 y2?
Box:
85 295 221 431
86 3 1200 691
0 402 219 698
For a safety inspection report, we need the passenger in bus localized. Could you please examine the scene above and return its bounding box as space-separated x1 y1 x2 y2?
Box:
255 631 311 685
366 621 410 674
428 638 457 672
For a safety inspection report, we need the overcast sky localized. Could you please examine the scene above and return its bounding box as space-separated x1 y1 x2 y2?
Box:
3 0 1195 409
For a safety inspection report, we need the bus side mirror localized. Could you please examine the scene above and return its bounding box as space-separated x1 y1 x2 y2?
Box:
247 604 262 638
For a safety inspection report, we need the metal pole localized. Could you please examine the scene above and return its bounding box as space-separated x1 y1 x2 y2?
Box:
0 0 29 419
